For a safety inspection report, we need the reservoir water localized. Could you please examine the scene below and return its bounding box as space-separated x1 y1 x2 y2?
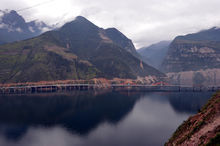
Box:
0 91 214 146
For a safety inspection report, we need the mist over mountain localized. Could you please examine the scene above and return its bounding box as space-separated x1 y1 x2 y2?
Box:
0 10 52 44
175 27 220 42
0 16 164 83
138 41 171 70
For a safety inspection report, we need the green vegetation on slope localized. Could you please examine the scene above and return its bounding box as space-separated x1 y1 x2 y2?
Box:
0 37 100 83
0 16 164 83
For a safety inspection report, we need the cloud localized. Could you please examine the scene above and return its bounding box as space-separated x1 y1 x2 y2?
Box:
0 23 7 29
15 27 23 32
0 0 220 48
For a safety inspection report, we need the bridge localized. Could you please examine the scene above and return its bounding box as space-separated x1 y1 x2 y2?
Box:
0 84 219 94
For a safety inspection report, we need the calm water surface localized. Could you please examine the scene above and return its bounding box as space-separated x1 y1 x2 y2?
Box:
0 91 214 146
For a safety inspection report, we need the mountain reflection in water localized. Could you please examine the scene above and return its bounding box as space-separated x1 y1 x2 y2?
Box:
0 91 213 146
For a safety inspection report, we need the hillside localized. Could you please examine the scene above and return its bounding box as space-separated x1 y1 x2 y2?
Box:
165 92 220 146
105 28 140 58
0 16 164 83
0 10 52 44
138 41 171 70
162 27 220 86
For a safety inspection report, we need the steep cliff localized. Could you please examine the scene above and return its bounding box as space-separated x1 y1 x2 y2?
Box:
162 27 220 86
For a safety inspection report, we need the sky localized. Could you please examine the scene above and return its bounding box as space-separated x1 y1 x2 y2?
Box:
1 0 220 48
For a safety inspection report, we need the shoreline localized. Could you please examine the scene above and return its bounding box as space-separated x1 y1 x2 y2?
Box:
0 83 218 95
165 91 220 146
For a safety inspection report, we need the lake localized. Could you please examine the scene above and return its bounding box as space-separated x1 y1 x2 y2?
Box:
0 91 214 146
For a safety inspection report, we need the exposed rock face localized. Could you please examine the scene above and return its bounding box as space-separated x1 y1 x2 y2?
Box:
165 92 220 146
0 10 52 44
162 27 220 85
162 40 220 72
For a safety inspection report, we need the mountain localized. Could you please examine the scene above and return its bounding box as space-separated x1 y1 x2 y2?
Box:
0 10 52 44
105 28 140 58
0 16 164 83
162 27 220 86
138 41 171 70
175 27 220 42
165 92 220 146
162 27 220 72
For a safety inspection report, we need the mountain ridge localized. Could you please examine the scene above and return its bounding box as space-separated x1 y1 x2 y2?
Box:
0 9 52 44
138 41 171 70
0 15 164 83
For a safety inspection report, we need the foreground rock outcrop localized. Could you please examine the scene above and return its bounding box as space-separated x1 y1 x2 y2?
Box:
165 92 220 146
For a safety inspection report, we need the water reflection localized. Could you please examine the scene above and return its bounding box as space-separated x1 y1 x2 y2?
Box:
0 91 214 146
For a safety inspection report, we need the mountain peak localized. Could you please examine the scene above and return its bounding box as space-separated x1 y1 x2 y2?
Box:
0 10 52 44
1 9 26 26
74 16 93 24
4 10 22 18
59 15 99 35
75 16 87 20
9 10 17 14
105 27 140 57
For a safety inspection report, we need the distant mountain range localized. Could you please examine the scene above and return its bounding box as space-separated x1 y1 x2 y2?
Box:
0 15 164 83
138 41 171 70
161 27 220 86
0 10 52 44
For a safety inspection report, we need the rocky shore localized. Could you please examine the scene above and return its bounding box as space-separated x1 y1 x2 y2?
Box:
165 91 220 146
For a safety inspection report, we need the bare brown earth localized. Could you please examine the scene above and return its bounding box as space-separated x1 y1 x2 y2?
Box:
165 92 220 146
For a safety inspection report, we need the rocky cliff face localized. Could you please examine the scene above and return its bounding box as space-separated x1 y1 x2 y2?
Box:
165 92 220 146
162 39 220 73
162 27 220 86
